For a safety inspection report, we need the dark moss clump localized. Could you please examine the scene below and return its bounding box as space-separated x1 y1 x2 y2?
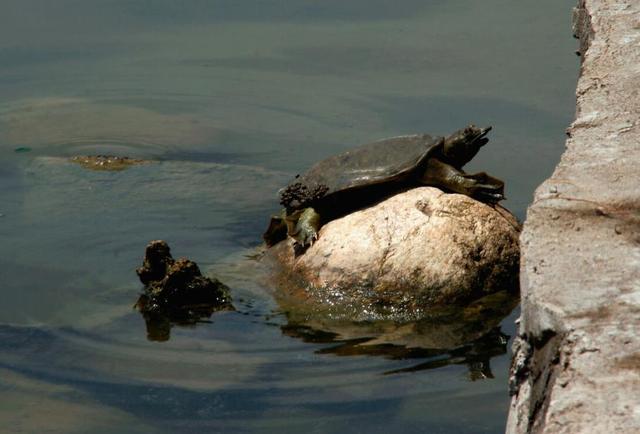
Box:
135 240 233 341
279 178 329 210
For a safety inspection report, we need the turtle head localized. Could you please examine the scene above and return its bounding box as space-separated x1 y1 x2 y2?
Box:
442 125 492 168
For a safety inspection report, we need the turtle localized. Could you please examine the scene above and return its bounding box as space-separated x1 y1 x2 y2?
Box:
263 125 504 250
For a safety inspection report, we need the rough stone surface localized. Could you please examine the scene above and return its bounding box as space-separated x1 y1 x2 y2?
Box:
266 187 520 321
507 1 640 432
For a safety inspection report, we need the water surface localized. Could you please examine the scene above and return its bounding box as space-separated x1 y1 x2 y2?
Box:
0 1 578 433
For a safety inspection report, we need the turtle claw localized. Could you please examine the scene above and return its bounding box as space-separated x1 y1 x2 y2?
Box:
307 233 318 247
292 229 318 257
460 172 504 204
293 227 318 249
475 190 505 204
472 184 505 203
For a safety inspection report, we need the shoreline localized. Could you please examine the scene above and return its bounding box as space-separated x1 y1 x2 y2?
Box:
506 0 640 432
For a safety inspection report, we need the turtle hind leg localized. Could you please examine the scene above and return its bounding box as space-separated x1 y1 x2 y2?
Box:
288 207 321 253
421 158 505 203
263 209 288 247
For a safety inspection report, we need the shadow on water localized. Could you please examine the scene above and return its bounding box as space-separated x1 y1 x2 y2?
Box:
283 324 509 379
131 288 517 377
135 295 229 342
133 243 518 377
278 289 519 377
129 294 517 381
133 243 520 378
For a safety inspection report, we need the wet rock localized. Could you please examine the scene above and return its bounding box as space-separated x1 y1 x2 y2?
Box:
141 257 231 308
135 240 233 341
265 187 520 321
70 155 147 171
136 240 175 285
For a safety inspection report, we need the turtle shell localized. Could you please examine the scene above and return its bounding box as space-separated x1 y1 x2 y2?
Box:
280 134 444 212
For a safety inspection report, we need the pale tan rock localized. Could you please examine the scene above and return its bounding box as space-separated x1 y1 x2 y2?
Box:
266 187 520 321
507 1 640 433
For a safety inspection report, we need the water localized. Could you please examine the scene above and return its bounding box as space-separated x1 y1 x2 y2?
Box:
0 1 578 432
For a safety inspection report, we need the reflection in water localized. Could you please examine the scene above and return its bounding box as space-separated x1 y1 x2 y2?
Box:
279 290 518 377
135 294 229 342
283 324 508 379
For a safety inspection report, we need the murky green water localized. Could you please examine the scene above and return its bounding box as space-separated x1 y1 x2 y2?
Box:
1 1 577 432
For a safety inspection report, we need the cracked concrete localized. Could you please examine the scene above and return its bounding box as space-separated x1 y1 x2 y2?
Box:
506 1 640 432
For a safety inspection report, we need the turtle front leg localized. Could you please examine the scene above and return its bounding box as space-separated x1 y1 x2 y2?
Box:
461 171 505 203
421 158 505 203
287 207 321 250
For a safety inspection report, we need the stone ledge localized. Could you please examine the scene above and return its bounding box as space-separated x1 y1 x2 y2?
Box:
507 1 640 432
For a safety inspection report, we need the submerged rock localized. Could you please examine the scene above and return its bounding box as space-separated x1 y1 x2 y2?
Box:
135 240 233 341
70 155 147 171
265 187 520 321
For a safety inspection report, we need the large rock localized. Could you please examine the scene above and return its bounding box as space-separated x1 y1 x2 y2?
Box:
265 187 520 321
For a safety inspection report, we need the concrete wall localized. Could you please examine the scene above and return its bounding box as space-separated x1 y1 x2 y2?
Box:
506 1 640 432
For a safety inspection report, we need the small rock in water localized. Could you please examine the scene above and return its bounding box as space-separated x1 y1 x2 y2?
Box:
71 155 146 171
135 240 233 341
14 147 31 153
